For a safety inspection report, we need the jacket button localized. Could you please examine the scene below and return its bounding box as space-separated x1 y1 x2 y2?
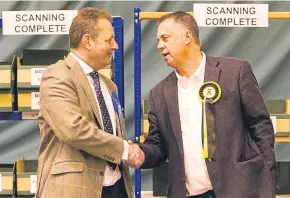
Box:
100 171 104 176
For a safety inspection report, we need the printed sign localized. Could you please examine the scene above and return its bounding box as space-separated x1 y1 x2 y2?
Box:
31 92 40 110
270 116 277 134
2 10 77 35
31 68 46 86
30 175 37 193
193 4 268 27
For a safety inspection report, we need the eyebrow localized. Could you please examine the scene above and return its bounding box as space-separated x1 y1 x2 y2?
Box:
156 34 169 40
107 35 114 40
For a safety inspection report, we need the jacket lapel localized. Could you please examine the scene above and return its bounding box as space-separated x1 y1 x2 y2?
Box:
101 75 124 138
203 55 220 161
204 55 220 82
163 72 184 156
115 112 125 138
64 55 103 127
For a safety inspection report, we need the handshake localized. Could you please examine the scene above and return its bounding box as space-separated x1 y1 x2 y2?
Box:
127 140 145 168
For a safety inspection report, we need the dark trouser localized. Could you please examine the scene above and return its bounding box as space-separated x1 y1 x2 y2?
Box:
101 177 128 198
187 190 216 198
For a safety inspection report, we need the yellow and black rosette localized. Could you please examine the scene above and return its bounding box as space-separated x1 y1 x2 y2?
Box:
198 81 221 104
198 81 222 159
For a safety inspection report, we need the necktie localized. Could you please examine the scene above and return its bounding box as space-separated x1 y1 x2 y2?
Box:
89 71 116 170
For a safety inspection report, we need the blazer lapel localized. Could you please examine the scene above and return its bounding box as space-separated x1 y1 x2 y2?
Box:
101 75 124 138
204 55 220 82
64 55 103 127
115 112 124 138
203 55 220 161
163 72 184 156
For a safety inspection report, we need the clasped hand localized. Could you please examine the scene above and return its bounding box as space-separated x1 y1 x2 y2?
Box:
127 140 144 168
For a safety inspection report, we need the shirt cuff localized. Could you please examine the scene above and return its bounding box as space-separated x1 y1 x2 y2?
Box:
122 140 129 160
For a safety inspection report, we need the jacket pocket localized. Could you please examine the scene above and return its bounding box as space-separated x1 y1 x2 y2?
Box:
51 162 83 175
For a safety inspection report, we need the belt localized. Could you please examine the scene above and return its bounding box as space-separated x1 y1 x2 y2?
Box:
187 190 215 198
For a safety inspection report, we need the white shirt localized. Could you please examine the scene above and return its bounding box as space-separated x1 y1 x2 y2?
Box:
70 52 128 186
176 52 213 196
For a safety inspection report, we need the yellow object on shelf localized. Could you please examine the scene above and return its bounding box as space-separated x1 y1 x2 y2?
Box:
0 164 14 195
276 118 290 132
14 159 38 196
18 66 47 89
0 67 11 88
0 66 12 111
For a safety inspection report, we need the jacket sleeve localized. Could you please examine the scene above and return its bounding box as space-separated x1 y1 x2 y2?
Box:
239 60 279 190
139 90 168 169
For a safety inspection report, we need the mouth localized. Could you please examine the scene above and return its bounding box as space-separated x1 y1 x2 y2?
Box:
162 52 170 59
108 53 113 58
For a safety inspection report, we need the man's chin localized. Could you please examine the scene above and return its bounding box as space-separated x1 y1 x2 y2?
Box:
97 62 110 70
104 60 112 67
165 61 176 68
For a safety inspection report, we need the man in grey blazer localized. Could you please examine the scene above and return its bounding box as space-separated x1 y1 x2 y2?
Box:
129 11 278 198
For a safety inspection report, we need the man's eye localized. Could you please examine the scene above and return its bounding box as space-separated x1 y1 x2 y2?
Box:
163 37 169 41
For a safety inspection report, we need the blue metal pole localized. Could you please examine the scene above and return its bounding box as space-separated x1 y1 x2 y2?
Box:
134 8 142 198
0 112 22 120
112 17 124 110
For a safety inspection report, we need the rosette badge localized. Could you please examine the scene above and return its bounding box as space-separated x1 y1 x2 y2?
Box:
198 81 221 103
198 81 222 159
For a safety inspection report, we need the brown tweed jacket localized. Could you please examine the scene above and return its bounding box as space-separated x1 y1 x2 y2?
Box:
35 55 133 198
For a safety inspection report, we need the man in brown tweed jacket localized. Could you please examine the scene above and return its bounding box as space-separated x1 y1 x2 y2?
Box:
35 7 137 198
130 11 278 198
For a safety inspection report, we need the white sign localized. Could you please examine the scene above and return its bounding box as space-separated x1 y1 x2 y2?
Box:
193 4 268 27
22 112 39 120
31 68 46 86
0 174 2 192
30 175 37 193
2 10 77 35
31 92 40 110
270 116 277 134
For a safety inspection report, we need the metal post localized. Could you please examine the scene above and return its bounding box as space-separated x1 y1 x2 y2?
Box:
134 7 142 198
113 17 125 109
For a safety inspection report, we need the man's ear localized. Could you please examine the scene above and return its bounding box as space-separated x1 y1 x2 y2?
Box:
81 34 92 50
184 30 193 45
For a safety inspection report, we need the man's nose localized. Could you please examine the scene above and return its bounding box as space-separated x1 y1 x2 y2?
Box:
157 41 165 49
112 39 119 50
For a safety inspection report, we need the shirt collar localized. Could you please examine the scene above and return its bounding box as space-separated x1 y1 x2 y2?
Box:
175 51 206 82
70 52 94 75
